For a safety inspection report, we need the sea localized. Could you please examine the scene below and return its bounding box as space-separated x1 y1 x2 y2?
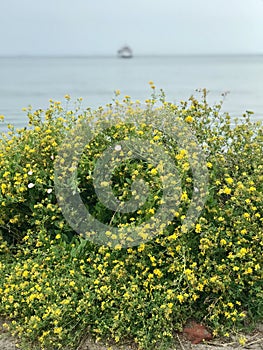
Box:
0 55 263 133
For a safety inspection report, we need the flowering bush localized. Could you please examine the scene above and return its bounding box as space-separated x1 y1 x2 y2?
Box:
0 88 262 349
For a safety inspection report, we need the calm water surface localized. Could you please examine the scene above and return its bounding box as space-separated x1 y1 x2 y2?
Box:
0 55 263 132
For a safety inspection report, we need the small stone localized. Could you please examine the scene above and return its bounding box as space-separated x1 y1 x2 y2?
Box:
183 320 213 344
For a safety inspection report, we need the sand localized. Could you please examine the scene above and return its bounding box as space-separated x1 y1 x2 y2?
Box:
1 319 262 350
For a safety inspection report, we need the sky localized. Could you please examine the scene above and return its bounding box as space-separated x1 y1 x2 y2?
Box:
0 0 263 56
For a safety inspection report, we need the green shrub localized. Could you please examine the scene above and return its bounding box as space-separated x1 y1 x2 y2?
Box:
0 88 262 349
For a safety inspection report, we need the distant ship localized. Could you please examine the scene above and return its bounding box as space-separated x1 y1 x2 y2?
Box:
117 45 133 58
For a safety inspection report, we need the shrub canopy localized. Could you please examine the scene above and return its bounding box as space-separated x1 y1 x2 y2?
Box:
0 89 262 349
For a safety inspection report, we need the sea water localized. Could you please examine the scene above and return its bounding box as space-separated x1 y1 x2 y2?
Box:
0 55 263 132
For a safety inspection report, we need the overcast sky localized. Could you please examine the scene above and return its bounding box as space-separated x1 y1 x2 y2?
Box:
0 0 263 56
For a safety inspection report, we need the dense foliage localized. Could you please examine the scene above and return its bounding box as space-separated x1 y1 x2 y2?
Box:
0 88 262 349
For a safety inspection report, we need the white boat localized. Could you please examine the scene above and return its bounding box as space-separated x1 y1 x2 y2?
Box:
117 46 133 58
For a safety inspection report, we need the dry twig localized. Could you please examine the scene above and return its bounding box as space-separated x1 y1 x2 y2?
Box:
176 334 186 350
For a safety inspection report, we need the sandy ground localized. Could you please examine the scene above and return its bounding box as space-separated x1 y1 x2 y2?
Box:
77 327 263 350
1 320 262 350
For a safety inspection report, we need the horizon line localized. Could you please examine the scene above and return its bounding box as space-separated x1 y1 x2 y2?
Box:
0 52 263 59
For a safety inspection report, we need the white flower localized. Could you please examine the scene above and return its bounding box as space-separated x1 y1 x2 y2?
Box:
28 170 33 175
114 145 122 151
50 155 54 160
28 183 35 189
47 188 53 194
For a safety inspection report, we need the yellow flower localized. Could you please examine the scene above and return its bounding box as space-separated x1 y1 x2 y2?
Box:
150 168 158 176
138 243 145 252
153 269 163 278
1 183 7 194
225 177 233 184
238 336 247 346
22 270 29 278
177 294 184 303
223 186 231 195
195 224 202 233
185 115 194 123
54 327 63 334
220 239 227 245
244 267 253 274
176 150 187 160
181 191 188 201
